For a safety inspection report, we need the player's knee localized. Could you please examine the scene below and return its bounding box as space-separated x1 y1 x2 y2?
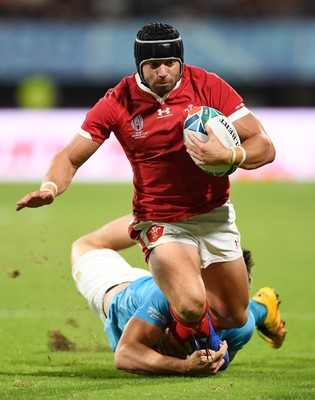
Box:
175 296 207 322
71 236 89 268
223 309 248 329
71 237 80 254
233 311 248 328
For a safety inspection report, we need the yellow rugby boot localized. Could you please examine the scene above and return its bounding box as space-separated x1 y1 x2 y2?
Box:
252 287 287 349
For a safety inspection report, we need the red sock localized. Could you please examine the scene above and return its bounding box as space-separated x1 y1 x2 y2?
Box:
168 321 191 343
170 301 210 341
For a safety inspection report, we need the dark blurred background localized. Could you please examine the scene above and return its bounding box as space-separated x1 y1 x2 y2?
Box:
1 0 315 108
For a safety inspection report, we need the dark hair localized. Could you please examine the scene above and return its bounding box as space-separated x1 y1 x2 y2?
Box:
242 248 255 288
134 22 184 85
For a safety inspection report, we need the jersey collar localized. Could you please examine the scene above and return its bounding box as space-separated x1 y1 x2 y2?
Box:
135 73 181 104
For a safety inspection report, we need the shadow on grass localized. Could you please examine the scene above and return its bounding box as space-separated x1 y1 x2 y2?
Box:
1 368 131 380
0 363 224 383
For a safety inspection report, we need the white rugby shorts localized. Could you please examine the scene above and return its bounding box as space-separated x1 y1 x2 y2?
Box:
72 249 150 323
131 201 242 268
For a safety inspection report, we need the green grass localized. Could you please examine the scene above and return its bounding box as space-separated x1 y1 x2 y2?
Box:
1 182 314 399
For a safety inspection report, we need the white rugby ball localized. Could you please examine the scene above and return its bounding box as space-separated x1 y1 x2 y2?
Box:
183 106 241 177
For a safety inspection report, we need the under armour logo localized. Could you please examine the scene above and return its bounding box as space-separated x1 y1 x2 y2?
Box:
157 108 171 118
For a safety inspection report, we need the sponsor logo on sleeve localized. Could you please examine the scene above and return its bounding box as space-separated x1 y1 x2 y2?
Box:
147 306 167 324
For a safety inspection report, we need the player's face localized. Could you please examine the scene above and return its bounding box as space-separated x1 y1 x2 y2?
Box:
142 59 181 97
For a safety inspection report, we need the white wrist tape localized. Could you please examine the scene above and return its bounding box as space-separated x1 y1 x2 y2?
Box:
237 147 247 167
230 148 237 165
40 188 55 196
40 181 58 196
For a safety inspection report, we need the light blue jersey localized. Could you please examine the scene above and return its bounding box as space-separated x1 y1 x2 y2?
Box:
105 275 255 356
105 276 172 351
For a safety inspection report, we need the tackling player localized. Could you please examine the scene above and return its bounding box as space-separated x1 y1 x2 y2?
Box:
71 215 287 375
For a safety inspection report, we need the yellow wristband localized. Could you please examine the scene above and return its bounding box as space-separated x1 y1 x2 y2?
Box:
40 181 58 197
237 147 247 167
230 148 237 165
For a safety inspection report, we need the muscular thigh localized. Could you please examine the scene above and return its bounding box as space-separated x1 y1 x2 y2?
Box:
148 242 205 310
202 256 249 327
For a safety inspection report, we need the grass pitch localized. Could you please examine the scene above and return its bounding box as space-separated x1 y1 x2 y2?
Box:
1 182 314 399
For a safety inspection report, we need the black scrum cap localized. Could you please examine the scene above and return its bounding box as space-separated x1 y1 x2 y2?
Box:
134 22 184 85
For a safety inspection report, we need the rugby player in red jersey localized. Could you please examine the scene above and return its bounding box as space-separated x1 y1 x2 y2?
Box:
16 23 275 360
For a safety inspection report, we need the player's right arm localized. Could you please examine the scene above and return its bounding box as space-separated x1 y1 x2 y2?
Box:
16 134 100 211
115 317 227 376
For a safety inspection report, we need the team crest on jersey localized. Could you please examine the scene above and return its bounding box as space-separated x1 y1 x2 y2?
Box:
146 225 164 243
131 115 144 131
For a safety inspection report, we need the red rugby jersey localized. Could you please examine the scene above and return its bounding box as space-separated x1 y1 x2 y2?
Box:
80 64 245 222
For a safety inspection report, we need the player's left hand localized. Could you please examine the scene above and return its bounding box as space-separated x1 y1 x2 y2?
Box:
185 340 228 375
16 190 55 211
